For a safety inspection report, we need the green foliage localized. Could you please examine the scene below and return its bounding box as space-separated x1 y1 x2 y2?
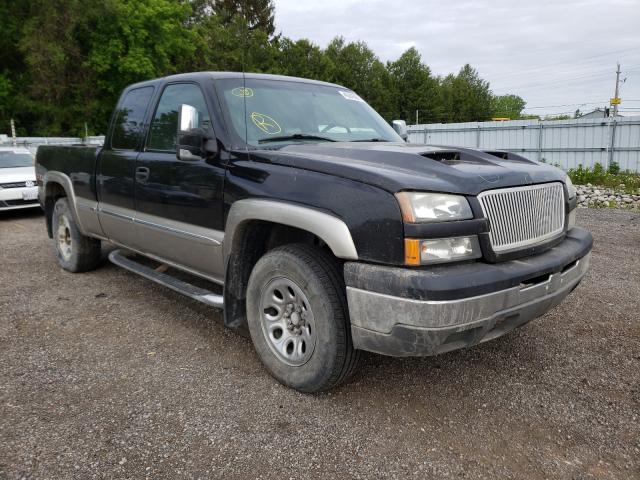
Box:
386 47 437 123
273 38 332 80
1 0 523 136
544 114 571 120
567 163 640 194
438 65 494 123
210 0 276 36
491 94 526 119
608 161 620 175
323 37 391 117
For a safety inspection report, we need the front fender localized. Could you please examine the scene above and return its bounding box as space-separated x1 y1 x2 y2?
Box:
224 199 358 266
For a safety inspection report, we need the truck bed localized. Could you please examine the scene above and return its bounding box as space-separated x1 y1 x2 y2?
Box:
36 144 102 202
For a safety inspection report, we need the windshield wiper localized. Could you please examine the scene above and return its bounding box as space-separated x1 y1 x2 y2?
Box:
349 138 389 142
258 134 336 144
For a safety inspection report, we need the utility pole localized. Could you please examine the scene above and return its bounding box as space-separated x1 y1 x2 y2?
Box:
416 109 419 126
612 62 621 117
10 118 17 147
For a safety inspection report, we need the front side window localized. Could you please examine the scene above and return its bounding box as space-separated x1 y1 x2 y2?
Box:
216 78 402 147
111 86 154 150
147 83 212 151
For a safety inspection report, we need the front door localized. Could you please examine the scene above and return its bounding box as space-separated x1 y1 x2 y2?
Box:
134 82 226 283
97 86 155 248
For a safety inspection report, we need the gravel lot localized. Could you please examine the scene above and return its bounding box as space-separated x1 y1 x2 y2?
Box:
1 208 638 479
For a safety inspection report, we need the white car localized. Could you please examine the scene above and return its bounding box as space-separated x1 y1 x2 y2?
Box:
0 146 40 211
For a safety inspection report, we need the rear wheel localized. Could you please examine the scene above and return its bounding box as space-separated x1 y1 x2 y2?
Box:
52 197 101 272
246 244 360 392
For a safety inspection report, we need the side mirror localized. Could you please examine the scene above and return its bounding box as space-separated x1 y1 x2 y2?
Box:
392 120 408 142
176 104 217 160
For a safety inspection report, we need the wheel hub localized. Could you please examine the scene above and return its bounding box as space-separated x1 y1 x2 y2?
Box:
56 214 73 261
259 277 316 366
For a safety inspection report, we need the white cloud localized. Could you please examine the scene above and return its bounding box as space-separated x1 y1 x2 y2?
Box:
274 0 640 116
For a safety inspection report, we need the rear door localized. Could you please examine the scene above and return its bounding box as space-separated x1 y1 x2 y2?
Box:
134 82 226 283
97 86 154 248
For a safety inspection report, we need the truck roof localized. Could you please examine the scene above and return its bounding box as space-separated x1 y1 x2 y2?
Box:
126 72 345 91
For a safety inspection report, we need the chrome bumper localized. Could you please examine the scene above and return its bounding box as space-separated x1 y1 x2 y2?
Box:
347 252 590 357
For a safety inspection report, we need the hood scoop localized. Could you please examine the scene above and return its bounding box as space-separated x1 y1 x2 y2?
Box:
420 150 484 165
420 148 536 166
483 150 535 163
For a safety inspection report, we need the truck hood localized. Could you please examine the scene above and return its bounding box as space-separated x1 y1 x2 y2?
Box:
0 166 36 183
250 142 566 195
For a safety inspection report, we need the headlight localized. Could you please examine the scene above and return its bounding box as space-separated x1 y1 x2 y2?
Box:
405 236 482 266
565 175 576 199
395 192 473 223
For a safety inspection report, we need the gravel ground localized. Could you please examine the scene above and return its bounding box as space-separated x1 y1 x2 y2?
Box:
1 208 638 479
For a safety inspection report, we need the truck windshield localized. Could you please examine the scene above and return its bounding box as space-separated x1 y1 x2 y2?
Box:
0 151 34 168
216 78 402 147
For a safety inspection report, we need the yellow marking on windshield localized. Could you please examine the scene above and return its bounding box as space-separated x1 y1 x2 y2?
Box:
231 87 254 97
251 112 282 135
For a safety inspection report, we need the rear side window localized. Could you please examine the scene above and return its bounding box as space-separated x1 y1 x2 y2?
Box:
111 86 154 150
147 83 212 151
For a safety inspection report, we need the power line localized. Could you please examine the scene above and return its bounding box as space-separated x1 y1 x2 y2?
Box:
500 70 616 92
524 101 610 110
494 62 640 95
487 48 640 81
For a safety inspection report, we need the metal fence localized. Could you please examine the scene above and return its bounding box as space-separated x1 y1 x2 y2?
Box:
407 116 640 172
0 135 105 154
4 118 640 174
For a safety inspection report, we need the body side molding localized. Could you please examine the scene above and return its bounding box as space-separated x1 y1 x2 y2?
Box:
224 199 358 263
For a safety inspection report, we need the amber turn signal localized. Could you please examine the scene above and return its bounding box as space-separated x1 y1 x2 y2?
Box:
404 238 421 266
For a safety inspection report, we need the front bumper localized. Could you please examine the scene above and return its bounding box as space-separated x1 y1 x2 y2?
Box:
0 186 39 211
345 227 592 357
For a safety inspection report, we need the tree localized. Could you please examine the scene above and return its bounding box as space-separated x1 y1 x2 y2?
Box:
14 0 101 135
544 114 571 120
274 38 332 79
3 0 198 136
0 1 518 136
491 94 526 119
190 11 278 73
323 37 391 117
387 47 438 123
438 65 494 123
193 0 275 37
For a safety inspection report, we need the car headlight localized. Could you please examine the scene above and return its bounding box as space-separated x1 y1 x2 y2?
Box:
404 236 482 265
395 192 473 223
565 175 576 199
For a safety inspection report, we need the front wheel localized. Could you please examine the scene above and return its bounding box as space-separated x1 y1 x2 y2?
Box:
52 197 101 272
246 244 360 392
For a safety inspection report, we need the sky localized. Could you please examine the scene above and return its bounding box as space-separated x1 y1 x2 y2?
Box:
273 0 640 118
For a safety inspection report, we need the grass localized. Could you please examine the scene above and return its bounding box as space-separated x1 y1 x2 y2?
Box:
566 163 640 194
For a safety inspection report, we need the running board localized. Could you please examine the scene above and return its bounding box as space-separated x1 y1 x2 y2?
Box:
108 249 224 308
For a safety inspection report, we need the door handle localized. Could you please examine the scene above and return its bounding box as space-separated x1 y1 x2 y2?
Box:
135 166 150 183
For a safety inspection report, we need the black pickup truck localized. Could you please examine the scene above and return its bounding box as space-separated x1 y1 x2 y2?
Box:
36 72 592 392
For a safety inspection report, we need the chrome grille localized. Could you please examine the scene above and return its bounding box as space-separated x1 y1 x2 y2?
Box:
0 181 30 189
478 182 565 253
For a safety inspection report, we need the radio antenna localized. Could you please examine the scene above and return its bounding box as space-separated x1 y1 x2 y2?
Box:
241 0 248 147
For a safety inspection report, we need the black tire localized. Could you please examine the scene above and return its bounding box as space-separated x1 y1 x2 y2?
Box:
246 243 361 393
51 197 101 273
